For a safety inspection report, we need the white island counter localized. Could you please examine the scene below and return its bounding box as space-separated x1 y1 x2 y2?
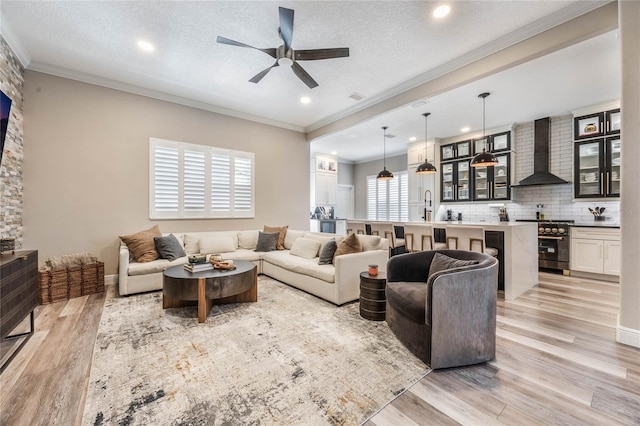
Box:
428 221 538 300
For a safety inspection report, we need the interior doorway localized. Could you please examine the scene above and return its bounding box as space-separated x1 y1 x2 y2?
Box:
335 184 354 219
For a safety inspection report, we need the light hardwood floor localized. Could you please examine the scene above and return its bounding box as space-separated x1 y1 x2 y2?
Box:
1 273 639 425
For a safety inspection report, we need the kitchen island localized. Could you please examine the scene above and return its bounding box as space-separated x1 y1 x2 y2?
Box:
425 221 538 300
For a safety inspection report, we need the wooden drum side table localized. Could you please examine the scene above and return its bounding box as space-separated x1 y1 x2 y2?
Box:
359 271 387 321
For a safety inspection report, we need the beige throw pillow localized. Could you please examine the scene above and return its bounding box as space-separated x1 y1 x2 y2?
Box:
290 238 321 259
333 232 363 260
264 225 288 250
119 225 162 263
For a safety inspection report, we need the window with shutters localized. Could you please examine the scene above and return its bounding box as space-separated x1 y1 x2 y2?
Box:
366 171 408 221
150 138 255 219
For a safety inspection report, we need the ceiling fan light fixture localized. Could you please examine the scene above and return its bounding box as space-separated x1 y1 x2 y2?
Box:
471 92 498 168
377 126 394 181
416 112 437 175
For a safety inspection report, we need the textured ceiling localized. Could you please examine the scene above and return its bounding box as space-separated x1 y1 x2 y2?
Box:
1 1 616 161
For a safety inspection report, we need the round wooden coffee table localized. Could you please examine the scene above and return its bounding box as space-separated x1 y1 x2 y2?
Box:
163 260 257 323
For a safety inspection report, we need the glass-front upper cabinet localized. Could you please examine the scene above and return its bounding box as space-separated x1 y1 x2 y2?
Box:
472 137 489 156
606 137 621 197
574 139 605 198
574 108 620 140
473 166 489 200
440 140 471 161
492 154 510 199
472 154 509 201
472 132 511 154
606 109 621 134
440 160 470 202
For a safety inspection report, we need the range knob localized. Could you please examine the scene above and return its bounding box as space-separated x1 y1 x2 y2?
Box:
538 227 544 233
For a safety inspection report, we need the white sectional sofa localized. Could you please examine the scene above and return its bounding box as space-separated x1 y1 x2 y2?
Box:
118 230 389 305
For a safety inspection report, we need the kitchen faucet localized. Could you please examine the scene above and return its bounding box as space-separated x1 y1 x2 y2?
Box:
424 190 432 222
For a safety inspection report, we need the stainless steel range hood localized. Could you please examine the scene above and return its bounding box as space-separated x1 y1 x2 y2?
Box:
513 117 570 187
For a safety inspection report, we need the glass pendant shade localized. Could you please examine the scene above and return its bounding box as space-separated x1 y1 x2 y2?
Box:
416 112 437 174
470 92 498 168
377 126 394 180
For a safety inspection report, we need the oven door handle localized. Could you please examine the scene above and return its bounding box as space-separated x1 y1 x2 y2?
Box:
539 236 564 240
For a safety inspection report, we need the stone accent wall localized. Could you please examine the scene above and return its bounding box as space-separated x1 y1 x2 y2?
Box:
0 36 25 247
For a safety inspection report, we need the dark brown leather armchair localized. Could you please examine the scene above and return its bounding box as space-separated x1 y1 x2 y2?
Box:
385 250 498 369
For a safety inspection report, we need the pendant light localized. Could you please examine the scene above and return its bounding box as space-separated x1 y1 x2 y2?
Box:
416 112 437 174
470 92 498 168
377 126 394 180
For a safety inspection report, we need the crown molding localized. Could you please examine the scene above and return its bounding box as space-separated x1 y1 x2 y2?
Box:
0 15 31 67
26 62 305 133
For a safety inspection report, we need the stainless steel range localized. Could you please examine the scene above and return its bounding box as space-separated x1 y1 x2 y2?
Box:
517 219 574 273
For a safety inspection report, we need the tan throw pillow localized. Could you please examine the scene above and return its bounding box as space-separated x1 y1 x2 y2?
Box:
333 232 363 260
264 225 288 250
119 225 162 263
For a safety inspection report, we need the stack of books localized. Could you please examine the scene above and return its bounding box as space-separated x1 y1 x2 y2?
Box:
183 262 214 273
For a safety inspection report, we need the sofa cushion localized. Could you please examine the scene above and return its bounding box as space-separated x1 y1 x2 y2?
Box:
264 225 288 250
386 281 429 324
428 252 479 278
334 232 362 260
128 258 171 276
238 230 259 250
183 231 239 254
290 238 321 259
199 236 236 255
303 233 343 254
357 234 382 251
318 238 338 265
120 225 162 263
154 234 186 261
219 249 261 262
255 231 279 252
284 230 307 250
262 251 335 283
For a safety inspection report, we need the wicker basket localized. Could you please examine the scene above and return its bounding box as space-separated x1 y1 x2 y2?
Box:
38 261 105 304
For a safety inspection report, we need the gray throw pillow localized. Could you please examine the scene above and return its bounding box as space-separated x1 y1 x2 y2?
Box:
255 231 279 252
428 252 479 279
154 234 186 261
318 238 338 265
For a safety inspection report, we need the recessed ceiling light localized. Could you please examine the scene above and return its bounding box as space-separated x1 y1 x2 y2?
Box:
461 127 470 133
137 40 155 52
433 5 451 18
409 137 417 142
300 96 311 104
331 151 337 155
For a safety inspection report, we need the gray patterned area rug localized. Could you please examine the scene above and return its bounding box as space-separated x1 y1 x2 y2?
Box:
83 277 429 425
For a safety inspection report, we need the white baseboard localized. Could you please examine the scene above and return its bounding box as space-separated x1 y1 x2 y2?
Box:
617 324 640 348
105 274 118 286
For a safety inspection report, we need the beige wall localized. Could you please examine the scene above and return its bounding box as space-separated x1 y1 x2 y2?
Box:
22 71 309 275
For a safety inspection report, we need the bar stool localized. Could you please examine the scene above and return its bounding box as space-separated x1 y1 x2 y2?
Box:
346 220 365 235
403 223 446 252
370 222 405 255
445 225 498 257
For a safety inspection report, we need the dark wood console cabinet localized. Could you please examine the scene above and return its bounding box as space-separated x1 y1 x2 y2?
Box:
1 250 38 372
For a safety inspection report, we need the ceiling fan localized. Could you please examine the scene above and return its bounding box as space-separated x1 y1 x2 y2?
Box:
216 6 349 89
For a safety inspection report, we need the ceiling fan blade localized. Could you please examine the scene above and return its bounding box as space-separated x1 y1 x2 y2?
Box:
216 36 277 58
294 48 350 61
249 61 279 84
291 61 318 89
278 7 294 50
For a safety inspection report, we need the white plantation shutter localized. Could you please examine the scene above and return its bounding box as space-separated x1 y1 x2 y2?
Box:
211 153 231 214
150 138 254 219
233 154 253 217
366 171 408 222
151 144 180 218
367 176 377 220
183 149 206 215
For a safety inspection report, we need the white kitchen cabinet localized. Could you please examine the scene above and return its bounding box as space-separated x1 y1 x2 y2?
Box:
570 227 621 276
310 154 338 207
